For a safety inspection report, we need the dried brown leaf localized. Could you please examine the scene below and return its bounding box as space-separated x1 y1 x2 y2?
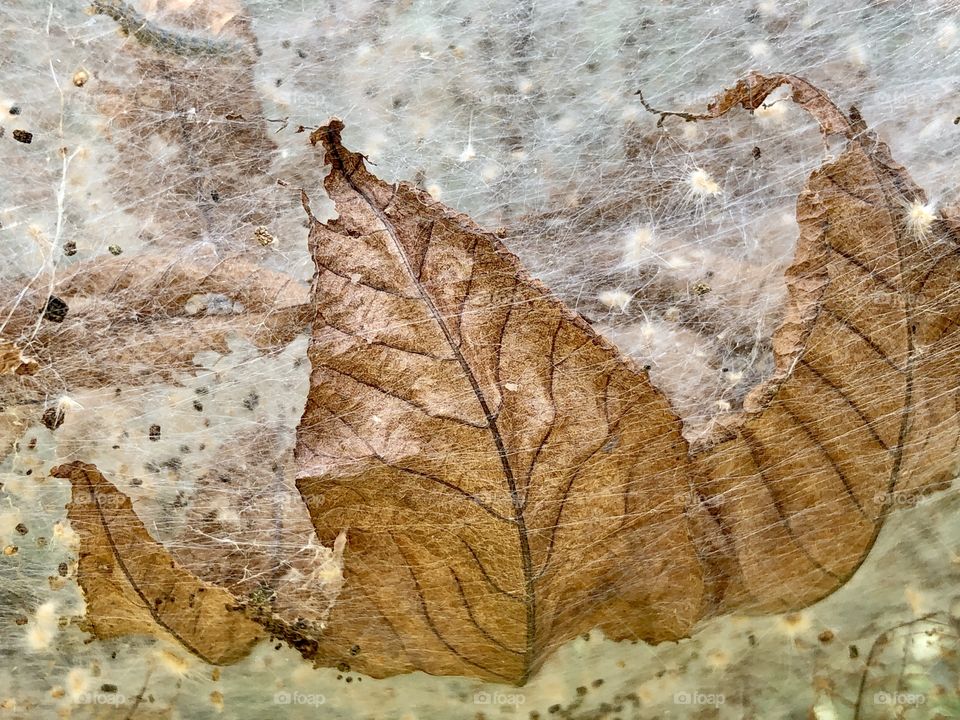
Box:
667 73 960 614
51 461 265 665
294 120 704 683
1 252 309 396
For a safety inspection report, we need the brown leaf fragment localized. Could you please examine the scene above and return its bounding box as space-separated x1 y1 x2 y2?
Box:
664 73 960 614
0 340 37 376
0 252 310 399
295 120 704 683
51 461 265 665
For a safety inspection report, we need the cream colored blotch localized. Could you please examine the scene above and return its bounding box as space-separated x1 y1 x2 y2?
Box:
597 289 631 312
689 168 720 197
906 200 936 244
622 226 654 268
65 667 90 702
26 600 59 651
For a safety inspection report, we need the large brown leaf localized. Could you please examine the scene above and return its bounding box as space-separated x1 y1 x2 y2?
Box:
294 120 705 683
51 462 265 665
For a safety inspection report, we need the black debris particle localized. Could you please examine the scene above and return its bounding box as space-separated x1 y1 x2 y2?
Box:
9 105 21 115
752 145 762 159
12 129 33 144
58 562 68 576
100 684 118 693
349 644 360 656
108 244 123 256
849 644 859 659
243 392 260 411
43 296 69 323
148 424 161 442
42 407 65 431
63 241 77 256
15 523 27 535
336 661 350 673
192 400 203 412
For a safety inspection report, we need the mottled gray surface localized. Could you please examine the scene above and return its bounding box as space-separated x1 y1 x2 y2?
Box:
1 0 958 718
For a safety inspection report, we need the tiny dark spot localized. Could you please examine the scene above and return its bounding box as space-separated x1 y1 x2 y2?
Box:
818 629 834 643
336 674 343 680
748 633 757 646
275 643 282 650
336 661 350 673
43 296 69 323
15 615 27 625
193 400 203 412
15 523 27 535
576 686 587 696
108 244 122 256
243 392 259 411
130 478 142 486
63 241 77 256
721 367 729 373
849 644 859 659
111 651 116 660
27 438 37 450
752 146 761 159
9 105 21 115
148 424 161 442
640 18 655 29
548 704 561 714
954 116 960 125
592 679 604 688
350 645 360 655
12 129 33 144
58 562 68 576
296 49 307 58
274 78 283 87
642 364 652 371
24 469 31 476
100 684 118 693
210 190 220 202
42 407 65 431
281 39 291 48
112 445 120 450
195 386 209 395
179 444 191 454
345 677 353 683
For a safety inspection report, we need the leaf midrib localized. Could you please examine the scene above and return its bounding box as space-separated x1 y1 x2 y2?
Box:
323 130 537 681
